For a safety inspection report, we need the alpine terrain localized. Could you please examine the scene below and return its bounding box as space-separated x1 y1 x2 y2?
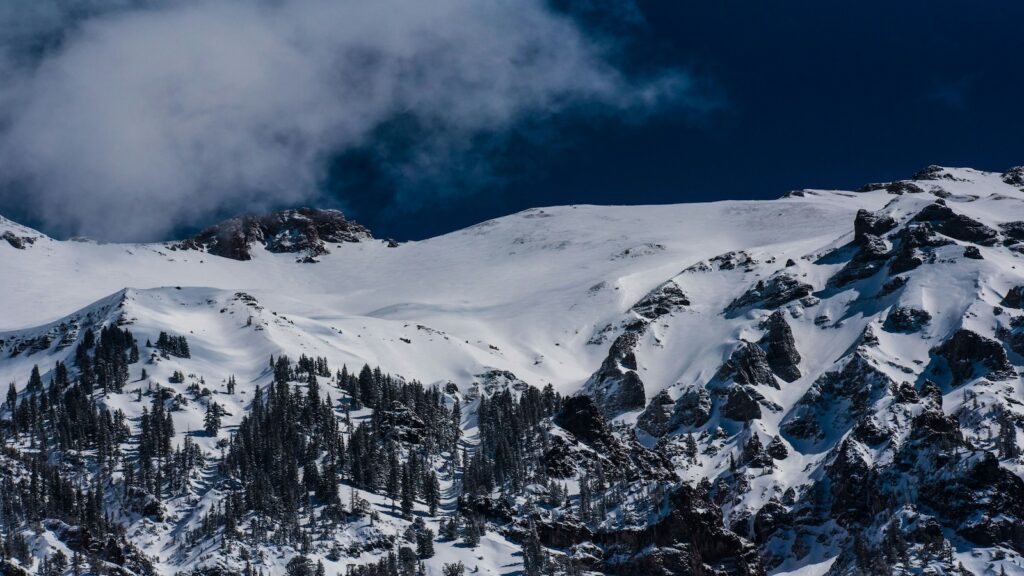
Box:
4 166 1024 576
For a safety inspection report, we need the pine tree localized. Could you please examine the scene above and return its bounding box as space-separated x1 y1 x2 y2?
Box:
204 402 222 436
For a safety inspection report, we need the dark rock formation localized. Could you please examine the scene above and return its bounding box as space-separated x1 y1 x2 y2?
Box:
726 272 813 314
670 387 713 429
913 165 964 181
911 203 997 245
889 223 953 274
1002 166 1024 188
884 306 932 332
830 233 891 285
582 280 691 416
2 231 37 249
632 282 689 320
175 208 371 260
1001 220 1024 244
537 483 765 576
934 329 1015 385
555 395 618 451
637 390 674 437
1002 286 1024 309
782 353 894 443
718 341 778 389
853 209 897 244
759 311 801 382
580 332 646 416
721 385 762 422
963 245 983 259
856 181 926 195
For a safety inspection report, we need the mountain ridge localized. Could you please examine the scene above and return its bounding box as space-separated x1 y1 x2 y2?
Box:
3 165 1024 575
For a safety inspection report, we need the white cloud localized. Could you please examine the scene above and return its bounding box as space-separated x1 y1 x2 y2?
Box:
0 0 689 240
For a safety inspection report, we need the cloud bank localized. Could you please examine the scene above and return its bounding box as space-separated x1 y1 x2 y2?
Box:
0 0 689 241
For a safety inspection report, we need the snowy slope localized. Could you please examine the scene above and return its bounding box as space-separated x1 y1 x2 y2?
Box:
4 165 1024 575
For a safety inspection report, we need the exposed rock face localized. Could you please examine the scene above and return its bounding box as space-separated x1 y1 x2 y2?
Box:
963 245 983 259
554 395 618 451
830 233 891 285
719 341 778 389
853 209 897 244
912 203 998 245
1002 286 1024 309
856 181 926 195
632 282 690 320
176 208 371 261
913 165 964 181
637 390 674 437
726 272 813 314
934 329 1015 385
580 332 646 416
884 306 932 332
583 281 693 416
889 222 953 274
721 385 762 422
782 353 894 443
759 311 801 382
1002 166 1024 188
1000 220 1024 242
2 230 37 249
670 386 713 429
538 483 765 576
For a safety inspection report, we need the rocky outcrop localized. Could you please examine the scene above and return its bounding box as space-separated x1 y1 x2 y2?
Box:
721 385 762 422
1002 166 1024 188
582 280 691 416
2 230 37 250
759 311 801 382
537 483 765 576
718 341 778 389
782 353 894 443
554 395 618 451
884 306 931 332
933 329 1015 385
911 203 998 245
853 209 897 244
637 390 674 437
669 387 713 429
1002 286 1024 309
579 332 646 416
175 208 371 261
726 272 813 315
889 222 953 274
830 233 891 285
631 282 690 320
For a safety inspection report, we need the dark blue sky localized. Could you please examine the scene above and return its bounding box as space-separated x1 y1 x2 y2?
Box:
337 1 1024 241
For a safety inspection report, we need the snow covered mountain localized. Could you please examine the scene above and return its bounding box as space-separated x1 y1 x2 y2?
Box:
3 165 1024 575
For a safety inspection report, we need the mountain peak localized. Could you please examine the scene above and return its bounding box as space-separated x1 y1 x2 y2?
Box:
172 207 372 261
